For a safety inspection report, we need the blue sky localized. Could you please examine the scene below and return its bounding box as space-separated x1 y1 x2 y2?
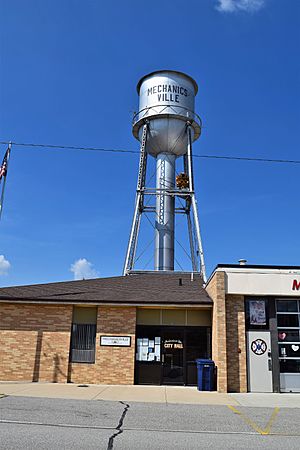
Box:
0 0 299 286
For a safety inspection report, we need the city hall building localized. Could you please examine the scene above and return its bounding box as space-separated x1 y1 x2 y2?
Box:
1 73 299 393
1 264 300 393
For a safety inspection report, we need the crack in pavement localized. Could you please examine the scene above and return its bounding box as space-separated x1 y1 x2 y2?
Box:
107 401 130 450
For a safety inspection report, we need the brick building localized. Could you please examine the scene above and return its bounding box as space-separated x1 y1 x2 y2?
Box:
0 272 212 387
1 266 300 393
207 264 300 393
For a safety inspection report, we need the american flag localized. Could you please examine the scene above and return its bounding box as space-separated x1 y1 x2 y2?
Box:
0 148 9 181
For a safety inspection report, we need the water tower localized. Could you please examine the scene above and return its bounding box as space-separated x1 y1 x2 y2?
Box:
123 70 206 281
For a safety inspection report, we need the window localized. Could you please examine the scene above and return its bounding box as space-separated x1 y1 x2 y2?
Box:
71 323 96 363
279 343 300 358
277 314 299 328
276 299 300 374
277 300 298 312
70 307 97 363
136 327 161 362
280 359 300 374
278 330 300 342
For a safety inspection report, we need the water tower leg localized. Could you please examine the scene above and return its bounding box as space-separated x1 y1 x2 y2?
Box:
186 124 207 282
187 209 198 272
191 196 206 282
123 123 148 275
155 152 175 271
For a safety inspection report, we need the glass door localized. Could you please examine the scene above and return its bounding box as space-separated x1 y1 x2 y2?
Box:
162 329 184 384
135 326 162 385
277 299 300 392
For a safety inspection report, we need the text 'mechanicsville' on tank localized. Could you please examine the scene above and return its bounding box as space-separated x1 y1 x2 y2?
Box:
132 70 201 157
124 70 206 281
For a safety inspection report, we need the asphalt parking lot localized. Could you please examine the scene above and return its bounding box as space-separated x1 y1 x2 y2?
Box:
1 395 300 449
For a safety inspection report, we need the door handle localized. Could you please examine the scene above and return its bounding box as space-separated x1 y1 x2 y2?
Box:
268 359 272 371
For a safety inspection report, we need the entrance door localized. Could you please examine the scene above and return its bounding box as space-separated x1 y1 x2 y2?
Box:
277 298 300 392
162 330 184 384
247 330 273 392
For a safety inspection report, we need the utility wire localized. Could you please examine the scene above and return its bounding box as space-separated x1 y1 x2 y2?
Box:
0 140 300 164
0 141 138 154
194 154 300 164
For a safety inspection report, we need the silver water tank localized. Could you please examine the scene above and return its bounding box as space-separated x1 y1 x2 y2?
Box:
132 70 201 157
132 70 201 271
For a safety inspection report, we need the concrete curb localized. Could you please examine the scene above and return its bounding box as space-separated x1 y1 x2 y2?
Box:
0 383 299 407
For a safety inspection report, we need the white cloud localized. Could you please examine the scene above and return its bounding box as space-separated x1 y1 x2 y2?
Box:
0 255 11 275
70 258 99 280
216 0 266 13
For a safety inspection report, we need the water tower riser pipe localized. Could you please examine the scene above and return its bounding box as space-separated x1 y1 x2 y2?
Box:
155 153 176 271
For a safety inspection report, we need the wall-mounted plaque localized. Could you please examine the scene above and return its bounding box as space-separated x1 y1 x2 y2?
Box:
100 336 131 347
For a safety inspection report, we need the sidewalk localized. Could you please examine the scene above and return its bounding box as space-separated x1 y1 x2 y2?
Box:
1 382 300 407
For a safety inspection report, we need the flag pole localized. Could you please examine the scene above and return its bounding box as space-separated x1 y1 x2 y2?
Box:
0 142 12 221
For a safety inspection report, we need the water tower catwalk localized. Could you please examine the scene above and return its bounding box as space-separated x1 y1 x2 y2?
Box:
123 70 206 281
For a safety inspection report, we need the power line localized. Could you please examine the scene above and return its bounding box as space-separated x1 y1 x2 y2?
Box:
194 154 300 164
0 140 300 165
0 141 138 154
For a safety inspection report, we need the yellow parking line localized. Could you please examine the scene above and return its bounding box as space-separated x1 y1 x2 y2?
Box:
227 405 280 436
262 407 280 435
227 405 264 434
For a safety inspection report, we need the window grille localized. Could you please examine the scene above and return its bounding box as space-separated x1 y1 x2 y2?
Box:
71 323 96 363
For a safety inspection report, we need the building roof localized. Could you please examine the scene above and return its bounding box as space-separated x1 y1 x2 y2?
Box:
0 272 212 306
215 264 300 270
206 263 300 285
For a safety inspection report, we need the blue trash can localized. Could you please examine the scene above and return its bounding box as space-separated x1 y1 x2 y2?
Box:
196 359 215 391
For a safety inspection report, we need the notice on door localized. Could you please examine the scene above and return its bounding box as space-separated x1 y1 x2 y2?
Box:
249 300 266 325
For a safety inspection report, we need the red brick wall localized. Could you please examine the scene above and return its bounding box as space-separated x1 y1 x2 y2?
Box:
0 303 72 382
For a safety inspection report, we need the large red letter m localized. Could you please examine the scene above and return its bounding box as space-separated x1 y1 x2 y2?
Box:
292 279 300 291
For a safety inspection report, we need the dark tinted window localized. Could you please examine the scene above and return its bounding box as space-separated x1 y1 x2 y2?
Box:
279 344 300 358
278 330 300 342
280 359 300 373
185 328 210 360
277 314 299 328
277 300 298 312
